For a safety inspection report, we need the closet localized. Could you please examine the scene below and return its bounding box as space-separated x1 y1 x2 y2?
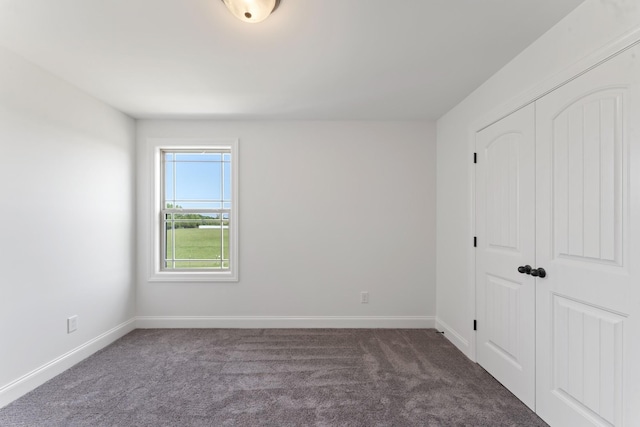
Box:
475 43 640 426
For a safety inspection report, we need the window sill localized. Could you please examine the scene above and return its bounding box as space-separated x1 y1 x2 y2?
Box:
148 270 238 283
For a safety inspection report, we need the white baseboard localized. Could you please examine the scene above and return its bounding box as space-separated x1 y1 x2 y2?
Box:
0 318 136 409
136 315 435 329
435 317 470 357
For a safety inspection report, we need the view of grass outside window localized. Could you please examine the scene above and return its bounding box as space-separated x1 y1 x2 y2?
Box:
162 150 232 270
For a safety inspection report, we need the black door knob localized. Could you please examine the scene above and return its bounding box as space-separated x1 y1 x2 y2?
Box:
518 265 532 274
530 268 546 278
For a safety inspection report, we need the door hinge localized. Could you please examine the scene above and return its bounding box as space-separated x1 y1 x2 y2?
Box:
473 320 477 331
473 236 477 247
473 152 477 164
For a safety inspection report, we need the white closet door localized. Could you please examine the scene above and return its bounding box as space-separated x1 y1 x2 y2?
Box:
535 44 640 426
476 103 536 409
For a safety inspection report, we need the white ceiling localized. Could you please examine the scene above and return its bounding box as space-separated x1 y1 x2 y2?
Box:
0 0 585 120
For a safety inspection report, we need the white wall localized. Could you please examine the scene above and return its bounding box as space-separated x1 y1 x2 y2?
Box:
0 45 137 406
137 120 436 327
436 0 640 356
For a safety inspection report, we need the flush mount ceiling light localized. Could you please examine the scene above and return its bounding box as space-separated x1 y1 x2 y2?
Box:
221 0 280 24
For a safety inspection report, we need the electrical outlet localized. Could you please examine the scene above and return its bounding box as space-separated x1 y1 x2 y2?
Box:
360 291 369 304
67 315 78 333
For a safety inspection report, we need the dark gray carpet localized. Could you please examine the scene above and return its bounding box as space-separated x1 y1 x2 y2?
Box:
0 329 547 426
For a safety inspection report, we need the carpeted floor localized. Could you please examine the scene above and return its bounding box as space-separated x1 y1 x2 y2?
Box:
0 329 547 426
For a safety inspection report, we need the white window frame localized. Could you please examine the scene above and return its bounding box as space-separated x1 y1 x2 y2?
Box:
147 138 239 282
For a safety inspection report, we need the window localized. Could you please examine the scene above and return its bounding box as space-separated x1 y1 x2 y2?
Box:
149 140 238 282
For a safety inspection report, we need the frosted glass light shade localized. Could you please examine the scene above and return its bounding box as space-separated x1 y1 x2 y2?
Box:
221 0 279 23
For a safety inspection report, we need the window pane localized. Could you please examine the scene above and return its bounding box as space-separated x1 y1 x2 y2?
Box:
222 220 230 261
223 161 231 201
174 227 219 258
167 201 223 210
164 158 174 202
165 218 174 268
175 161 222 201
163 213 227 270
175 153 222 162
